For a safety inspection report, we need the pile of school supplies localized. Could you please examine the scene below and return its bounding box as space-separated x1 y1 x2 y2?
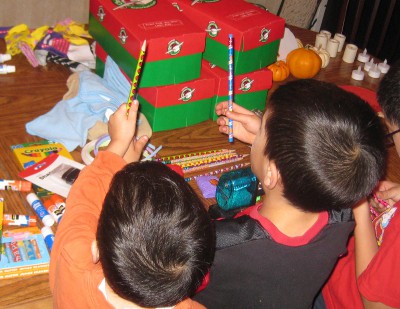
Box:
4 18 95 71
89 0 283 132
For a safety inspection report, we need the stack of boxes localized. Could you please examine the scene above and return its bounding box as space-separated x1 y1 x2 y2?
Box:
89 0 285 132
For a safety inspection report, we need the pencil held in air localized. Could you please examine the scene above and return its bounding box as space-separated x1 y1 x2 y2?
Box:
127 40 147 113
228 34 234 143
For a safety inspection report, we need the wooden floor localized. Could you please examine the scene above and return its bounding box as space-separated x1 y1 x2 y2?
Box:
1 25 400 308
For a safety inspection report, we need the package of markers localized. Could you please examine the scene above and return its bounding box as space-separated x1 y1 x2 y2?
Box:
0 226 50 279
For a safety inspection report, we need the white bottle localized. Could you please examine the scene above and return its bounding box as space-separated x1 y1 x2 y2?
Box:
0 64 16 74
0 53 11 63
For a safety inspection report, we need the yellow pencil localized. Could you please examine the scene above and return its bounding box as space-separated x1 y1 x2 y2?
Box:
127 40 147 112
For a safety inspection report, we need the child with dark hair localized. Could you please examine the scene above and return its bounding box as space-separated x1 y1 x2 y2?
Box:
49 101 215 308
322 60 400 309
193 79 386 309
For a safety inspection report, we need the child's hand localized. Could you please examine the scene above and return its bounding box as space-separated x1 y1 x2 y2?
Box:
106 101 148 161
215 101 262 144
374 180 400 207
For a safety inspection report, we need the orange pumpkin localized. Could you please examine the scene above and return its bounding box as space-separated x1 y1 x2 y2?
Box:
267 60 290 81
286 47 322 79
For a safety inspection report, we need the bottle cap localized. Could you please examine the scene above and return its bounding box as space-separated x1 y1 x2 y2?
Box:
357 49 370 63
26 192 39 205
42 215 55 227
0 54 12 62
51 194 65 204
368 64 381 78
378 59 390 74
20 180 32 192
364 59 374 72
352 66 365 81
41 226 54 237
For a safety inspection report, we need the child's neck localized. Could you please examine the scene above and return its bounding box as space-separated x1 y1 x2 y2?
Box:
259 189 321 237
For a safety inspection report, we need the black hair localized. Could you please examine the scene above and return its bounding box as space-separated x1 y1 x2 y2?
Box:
377 60 400 128
264 79 386 212
97 161 215 307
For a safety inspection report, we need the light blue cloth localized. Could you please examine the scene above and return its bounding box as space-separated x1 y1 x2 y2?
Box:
26 56 131 151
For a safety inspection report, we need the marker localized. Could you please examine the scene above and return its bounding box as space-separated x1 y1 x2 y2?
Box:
4 243 14 263
30 239 42 259
0 179 32 192
23 240 37 260
18 241 28 261
3 214 37 227
26 193 55 227
9 241 22 262
228 34 234 143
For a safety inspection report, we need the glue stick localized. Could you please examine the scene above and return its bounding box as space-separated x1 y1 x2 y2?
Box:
26 193 55 227
3 214 37 227
41 226 55 252
43 194 65 223
0 179 32 192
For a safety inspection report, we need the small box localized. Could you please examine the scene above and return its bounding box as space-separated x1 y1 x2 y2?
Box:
96 43 216 132
202 61 272 120
168 0 285 74
137 67 216 132
0 227 50 279
89 0 206 87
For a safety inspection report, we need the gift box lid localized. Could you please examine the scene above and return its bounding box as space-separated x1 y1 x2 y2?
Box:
168 0 285 52
202 60 272 96
139 67 216 107
90 0 206 61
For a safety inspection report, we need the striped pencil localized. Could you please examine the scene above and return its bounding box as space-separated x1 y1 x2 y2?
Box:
228 34 234 143
179 153 245 169
171 151 239 167
127 40 146 112
185 162 250 182
183 155 247 174
159 149 234 163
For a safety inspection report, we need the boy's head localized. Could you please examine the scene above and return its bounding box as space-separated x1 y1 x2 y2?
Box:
377 60 400 154
253 79 386 212
96 161 215 307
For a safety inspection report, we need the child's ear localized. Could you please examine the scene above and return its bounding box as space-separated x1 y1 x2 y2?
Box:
264 160 280 190
91 240 100 264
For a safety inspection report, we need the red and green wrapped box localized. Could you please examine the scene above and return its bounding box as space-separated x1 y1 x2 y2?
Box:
137 68 216 132
202 60 272 120
96 44 215 132
89 0 206 87
168 0 285 74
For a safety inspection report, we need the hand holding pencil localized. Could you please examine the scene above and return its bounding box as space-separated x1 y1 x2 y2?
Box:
215 101 262 145
126 40 147 112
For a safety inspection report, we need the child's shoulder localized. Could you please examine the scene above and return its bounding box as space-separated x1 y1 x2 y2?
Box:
214 212 267 249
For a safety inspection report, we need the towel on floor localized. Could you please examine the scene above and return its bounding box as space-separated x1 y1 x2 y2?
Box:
26 56 133 151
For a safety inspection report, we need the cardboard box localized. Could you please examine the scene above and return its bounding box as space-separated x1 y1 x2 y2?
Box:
0 227 50 280
168 0 285 74
89 0 206 87
137 67 216 132
202 60 272 120
97 46 216 132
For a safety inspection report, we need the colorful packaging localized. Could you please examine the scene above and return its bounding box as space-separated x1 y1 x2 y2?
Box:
89 0 205 87
11 140 73 169
137 66 216 131
202 60 272 120
168 0 285 74
0 227 51 279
